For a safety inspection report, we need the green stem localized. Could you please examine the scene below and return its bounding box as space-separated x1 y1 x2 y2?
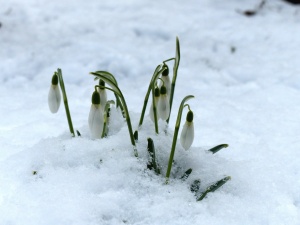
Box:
91 72 138 157
165 95 194 184
138 65 166 127
57 68 75 137
167 37 180 124
151 83 159 134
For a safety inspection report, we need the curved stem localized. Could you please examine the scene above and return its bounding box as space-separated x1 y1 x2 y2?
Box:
165 95 194 184
157 77 165 86
163 58 175 63
57 68 75 137
183 104 191 111
94 71 124 113
138 64 166 127
95 85 116 95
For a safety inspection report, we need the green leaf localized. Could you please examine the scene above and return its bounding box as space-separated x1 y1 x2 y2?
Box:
180 168 193 181
91 72 122 97
147 138 160 175
208 144 229 154
197 176 231 201
174 36 180 72
93 71 119 86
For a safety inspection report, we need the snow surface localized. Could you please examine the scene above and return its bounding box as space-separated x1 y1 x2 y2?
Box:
1 0 300 224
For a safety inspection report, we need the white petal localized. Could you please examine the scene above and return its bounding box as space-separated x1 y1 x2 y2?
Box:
48 85 61 113
98 89 107 110
157 95 170 120
88 104 104 139
180 122 194 150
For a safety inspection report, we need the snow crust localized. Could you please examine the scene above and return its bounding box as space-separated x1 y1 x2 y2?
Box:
1 0 300 224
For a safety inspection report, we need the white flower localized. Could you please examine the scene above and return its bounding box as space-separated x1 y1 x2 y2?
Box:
180 111 194 150
157 85 170 120
88 91 104 139
48 74 61 113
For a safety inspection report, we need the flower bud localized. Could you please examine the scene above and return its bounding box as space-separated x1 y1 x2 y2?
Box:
48 74 61 113
180 111 194 150
157 85 170 120
89 91 104 139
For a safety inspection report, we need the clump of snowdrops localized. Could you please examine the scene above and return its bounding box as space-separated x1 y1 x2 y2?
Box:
48 37 230 201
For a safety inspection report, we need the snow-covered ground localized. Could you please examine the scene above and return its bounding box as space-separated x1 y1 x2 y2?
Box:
1 0 300 224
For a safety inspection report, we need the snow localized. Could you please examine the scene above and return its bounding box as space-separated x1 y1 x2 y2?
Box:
1 0 300 224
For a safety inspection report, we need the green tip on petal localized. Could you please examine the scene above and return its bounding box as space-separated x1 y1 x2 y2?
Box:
162 64 169 76
92 91 100 104
186 110 193 122
51 74 59 85
160 85 167 95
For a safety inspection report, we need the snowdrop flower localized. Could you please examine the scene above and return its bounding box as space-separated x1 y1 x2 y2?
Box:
149 86 160 122
180 110 194 150
160 64 171 95
98 79 107 110
88 91 104 139
157 85 170 120
48 73 61 113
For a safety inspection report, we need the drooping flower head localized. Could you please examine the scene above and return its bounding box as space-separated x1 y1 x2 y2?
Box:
48 73 61 113
88 91 104 139
180 110 194 150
